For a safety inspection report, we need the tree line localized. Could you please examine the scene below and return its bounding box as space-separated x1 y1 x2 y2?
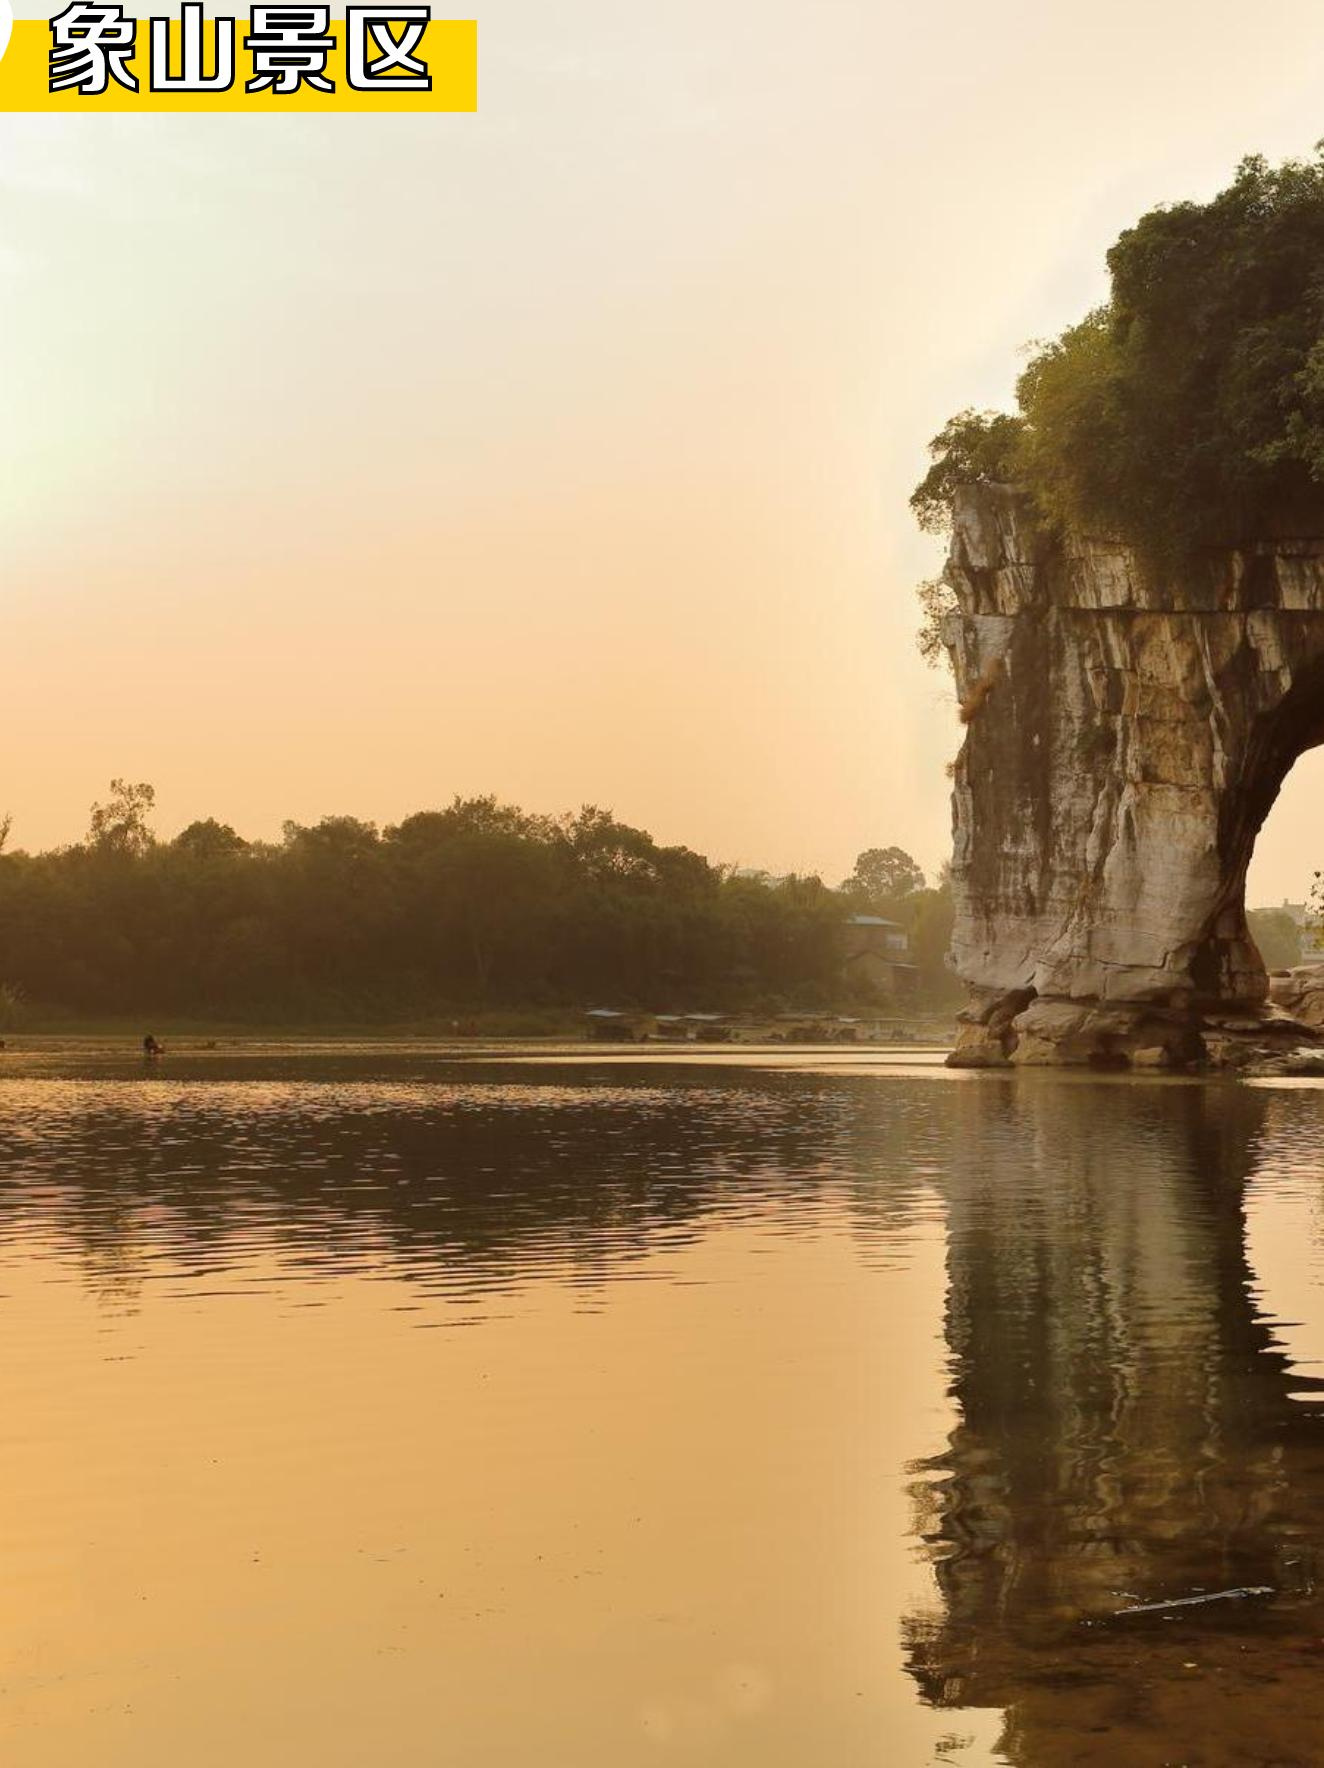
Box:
0 784 954 1025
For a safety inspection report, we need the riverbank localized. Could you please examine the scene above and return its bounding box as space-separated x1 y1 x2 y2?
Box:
4 1007 960 1046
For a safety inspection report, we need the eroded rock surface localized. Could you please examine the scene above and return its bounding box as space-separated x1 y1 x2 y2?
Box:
1268 964 1324 1030
944 485 1324 1069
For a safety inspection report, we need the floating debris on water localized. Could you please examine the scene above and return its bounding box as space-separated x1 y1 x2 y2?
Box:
1113 1587 1275 1618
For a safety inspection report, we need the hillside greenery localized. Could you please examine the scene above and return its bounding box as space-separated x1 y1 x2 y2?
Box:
913 152 1324 563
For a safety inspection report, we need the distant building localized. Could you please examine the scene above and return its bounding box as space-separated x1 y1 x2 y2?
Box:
840 914 919 998
1277 901 1324 959
583 1009 734 1043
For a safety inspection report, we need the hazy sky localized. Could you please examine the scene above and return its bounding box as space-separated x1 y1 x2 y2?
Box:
3 0 1324 900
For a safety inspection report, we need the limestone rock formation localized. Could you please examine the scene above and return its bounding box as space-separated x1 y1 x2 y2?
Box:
1269 962 1324 1030
943 484 1324 1069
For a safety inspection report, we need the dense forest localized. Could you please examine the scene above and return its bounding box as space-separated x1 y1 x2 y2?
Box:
0 783 955 1026
913 152 1324 567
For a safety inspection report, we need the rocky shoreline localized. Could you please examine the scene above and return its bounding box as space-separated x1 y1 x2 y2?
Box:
949 980 1324 1076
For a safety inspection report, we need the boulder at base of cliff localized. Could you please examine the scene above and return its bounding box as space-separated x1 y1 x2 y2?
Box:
945 988 1321 1072
1268 965 1324 1030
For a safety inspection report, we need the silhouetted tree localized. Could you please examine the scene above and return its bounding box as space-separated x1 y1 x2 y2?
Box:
88 780 156 857
840 846 925 905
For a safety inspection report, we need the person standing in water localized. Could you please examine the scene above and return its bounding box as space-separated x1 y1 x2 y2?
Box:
143 1034 163 1058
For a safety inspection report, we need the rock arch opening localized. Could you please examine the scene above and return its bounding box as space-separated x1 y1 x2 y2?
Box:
1190 652 1324 1004
1243 742 1324 1035
1247 748 1324 921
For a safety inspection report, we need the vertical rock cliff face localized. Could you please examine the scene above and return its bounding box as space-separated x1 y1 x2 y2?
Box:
944 484 1324 1068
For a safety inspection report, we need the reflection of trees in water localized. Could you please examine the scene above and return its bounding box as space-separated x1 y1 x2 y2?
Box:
907 1081 1324 1766
20 1059 1324 1760
0 1066 933 1306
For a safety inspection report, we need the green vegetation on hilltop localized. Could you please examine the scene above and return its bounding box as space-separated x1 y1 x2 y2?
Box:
914 152 1324 563
0 782 955 1024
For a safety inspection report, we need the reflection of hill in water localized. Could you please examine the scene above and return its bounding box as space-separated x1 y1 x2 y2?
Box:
0 1066 935 1301
908 1082 1324 1766
7 1059 1324 1760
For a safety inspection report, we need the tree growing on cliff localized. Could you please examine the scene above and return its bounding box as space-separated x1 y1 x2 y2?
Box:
915 576 957 669
914 151 1324 562
910 409 1024 535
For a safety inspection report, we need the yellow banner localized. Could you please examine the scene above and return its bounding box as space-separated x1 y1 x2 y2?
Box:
0 14 476 111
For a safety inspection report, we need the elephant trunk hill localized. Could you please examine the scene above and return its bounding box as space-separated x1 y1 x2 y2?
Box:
944 483 1324 1073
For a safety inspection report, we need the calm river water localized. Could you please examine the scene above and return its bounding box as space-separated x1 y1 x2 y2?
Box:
0 1044 1321 1765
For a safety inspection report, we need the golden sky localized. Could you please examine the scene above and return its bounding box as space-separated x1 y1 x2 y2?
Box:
3 0 1324 899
